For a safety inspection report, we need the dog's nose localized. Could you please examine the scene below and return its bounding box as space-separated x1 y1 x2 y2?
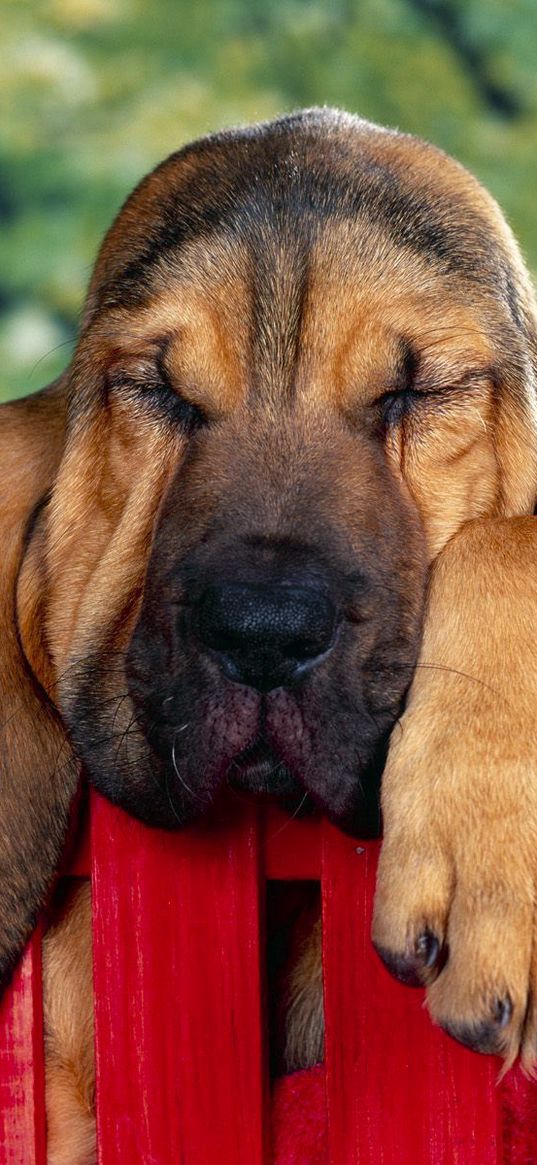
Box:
197 582 337 691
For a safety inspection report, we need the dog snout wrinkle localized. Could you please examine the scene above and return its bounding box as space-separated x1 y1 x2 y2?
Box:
197 582 337 692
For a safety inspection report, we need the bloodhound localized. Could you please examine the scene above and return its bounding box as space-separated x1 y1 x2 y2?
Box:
3 107 537 1162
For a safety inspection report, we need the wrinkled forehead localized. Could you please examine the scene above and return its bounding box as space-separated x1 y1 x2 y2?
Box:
89 121 514 322
82 122 523 409
91 219 498 414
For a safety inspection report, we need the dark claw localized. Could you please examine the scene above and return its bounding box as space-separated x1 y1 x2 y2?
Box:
415 930 440 968
442 995 514 1055
374 928 444 987
493 994 513 1029
374 944 424 987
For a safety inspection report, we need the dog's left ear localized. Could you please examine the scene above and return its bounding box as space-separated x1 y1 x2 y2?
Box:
0 380 78 982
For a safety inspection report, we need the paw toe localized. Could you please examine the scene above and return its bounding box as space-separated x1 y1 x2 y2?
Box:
374 928 445 988
441 995 514 1056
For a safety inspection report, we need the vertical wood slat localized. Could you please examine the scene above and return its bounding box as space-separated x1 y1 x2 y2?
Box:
0 929 47 1165
91 790 269 1165
263 807 321 879
0 806 508 1163
321 827 501 1165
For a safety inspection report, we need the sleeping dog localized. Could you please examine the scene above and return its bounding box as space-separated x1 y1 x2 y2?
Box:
3 108 537 1162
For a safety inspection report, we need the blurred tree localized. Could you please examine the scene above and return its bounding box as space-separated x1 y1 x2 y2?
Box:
1 0 536 400
408 0 522 118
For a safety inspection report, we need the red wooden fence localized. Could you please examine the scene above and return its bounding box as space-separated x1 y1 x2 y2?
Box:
0 792 508 1163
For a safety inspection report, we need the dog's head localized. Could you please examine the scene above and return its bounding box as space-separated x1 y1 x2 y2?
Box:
2 108 537 975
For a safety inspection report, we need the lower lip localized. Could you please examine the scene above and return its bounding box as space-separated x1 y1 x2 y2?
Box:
227 740 302 799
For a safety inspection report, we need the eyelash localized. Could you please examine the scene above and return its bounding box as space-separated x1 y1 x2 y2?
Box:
111 371 208 431
377 387 436 428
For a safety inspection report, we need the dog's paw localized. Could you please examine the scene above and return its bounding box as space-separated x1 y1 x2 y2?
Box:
372 706 537 1070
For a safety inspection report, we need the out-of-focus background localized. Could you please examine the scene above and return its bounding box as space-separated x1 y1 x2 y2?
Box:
2 0 536 402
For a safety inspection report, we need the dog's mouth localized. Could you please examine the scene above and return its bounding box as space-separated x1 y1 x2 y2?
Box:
226 737 312 812
100 625 401 833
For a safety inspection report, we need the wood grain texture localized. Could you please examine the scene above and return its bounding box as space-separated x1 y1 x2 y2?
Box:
263 807 321 880
321 827 502 1165
0 929 46 1165
91 790 269 1165
0 804 512 1163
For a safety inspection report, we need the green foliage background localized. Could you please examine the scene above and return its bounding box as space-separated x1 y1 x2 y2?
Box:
2 0 537 402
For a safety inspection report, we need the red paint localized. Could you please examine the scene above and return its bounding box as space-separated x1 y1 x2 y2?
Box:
263 805 320 879
0 803 519 1163
91 791 268 1164
0 930 46 1165
321 826 501 1164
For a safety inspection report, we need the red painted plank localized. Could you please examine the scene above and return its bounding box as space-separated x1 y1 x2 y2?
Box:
321 828 501 1165
91 790 269 1165
0 930 46 1165
263 808 321 879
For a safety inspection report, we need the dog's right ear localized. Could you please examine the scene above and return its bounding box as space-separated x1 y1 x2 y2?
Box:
0 381 79 982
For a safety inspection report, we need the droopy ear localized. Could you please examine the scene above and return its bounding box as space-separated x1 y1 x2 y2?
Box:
0 380 78 982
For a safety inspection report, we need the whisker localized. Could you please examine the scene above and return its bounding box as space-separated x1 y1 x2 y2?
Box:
171 731 203 802
29 337 75 379
405 661 493 694
265 790 310 843
163 767 185 825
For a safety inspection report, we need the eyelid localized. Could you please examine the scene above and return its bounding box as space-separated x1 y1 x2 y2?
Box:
378 386 434 402
412 365 495 394
107 349 161 383
376 384 449 430
376 370 491 431
107 359 208 429
376 385 437 412
378 373 487 406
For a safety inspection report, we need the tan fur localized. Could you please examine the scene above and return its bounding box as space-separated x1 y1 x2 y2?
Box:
282 917 324 1073
373 515 537 1068
43 885 95 1165
0 383 78 980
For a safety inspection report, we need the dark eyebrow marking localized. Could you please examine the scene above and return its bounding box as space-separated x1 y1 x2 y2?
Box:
98 115 503 316
113 168 484 297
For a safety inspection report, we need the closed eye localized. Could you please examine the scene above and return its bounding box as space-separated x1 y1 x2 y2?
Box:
108 363 208 431
377 387 439 428
377 374 487 430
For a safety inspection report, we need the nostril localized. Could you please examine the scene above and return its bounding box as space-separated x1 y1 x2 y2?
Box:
196 581 338 690
289 637 326 662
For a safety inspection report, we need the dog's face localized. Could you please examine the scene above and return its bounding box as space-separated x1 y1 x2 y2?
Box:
17 110 537 841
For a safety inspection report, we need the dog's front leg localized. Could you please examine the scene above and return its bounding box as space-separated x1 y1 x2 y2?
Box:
373 515 537 1068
